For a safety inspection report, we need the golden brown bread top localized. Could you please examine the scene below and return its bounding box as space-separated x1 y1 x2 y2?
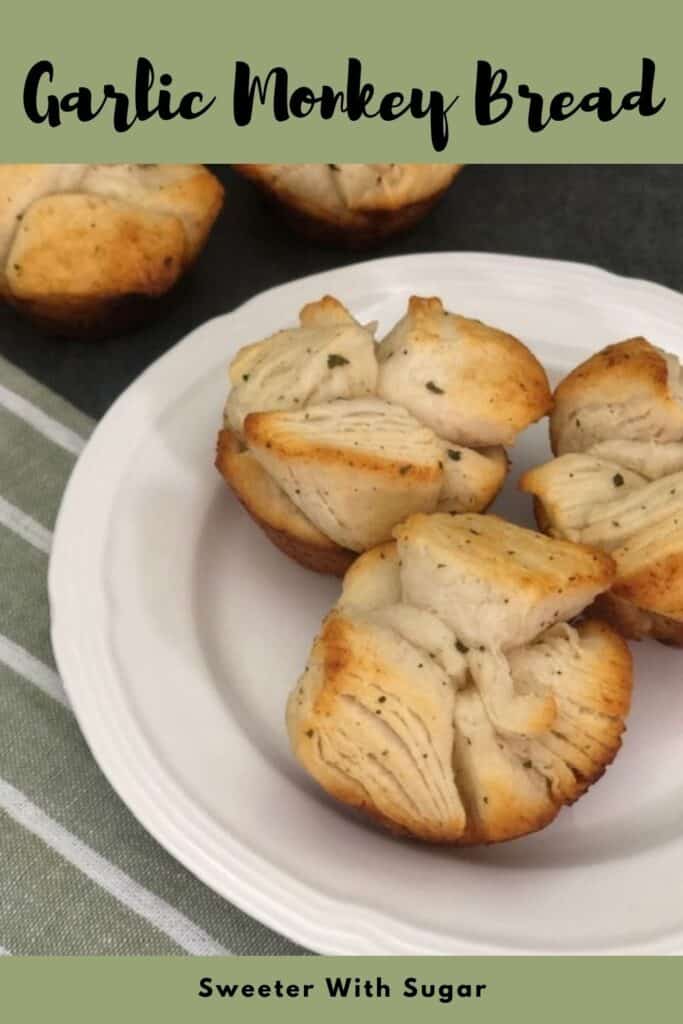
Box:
245 398 443 479
219 294 549 561
524 452 683 626
0 164 223 304
79 164 224 263
525 338 683 633
394 513 615 650
8 195 185 301
551 338 683 455
287 513 631 845
377 296 552 447
245 398 445 552
226 297 378 436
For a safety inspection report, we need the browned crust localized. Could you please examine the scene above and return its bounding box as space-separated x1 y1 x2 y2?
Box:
294 613 467 843
530 494 553 535
529 491 683 645
244 410 442 483
467 626 631 834
6 288 181 340
449 618 631 844
1 166 224 339
590 591 683 646
395 511 617 599
290 612 631 846
378 296 553 446
574 617 633 718
215 428 355 576
268 193 452 249
550 338 678 455
150 165 225 264
235 164 461 248
555 338 670 406
613 549 683 620
251 516 355 576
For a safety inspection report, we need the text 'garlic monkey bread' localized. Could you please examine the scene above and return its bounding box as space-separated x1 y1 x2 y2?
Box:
216 295 552 574
287 514 632 845
521 338 683 644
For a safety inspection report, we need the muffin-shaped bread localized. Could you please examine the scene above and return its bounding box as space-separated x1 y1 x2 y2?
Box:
287 514 632 844
0 164 224 336
216 295 551 574
522 338 683 644
234 164 462 247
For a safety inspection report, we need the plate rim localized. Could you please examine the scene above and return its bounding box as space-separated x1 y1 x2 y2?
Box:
49 251 683 955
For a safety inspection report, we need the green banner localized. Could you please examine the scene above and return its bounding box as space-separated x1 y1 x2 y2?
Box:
0 956 680 1022
0 0 681 161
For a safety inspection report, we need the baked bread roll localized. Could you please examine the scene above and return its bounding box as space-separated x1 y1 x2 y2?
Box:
246 398 444 551
522 338 683 644
0 164 224 336
377 294 551 446
287 514 632 844
234 164 462 247
216 296 551 573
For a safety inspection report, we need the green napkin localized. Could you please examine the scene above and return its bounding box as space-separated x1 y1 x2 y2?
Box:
0 354 306 956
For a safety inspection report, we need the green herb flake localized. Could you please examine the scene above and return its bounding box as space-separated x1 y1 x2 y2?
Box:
447 449 462 461
613 473 624 487
327 353 350 369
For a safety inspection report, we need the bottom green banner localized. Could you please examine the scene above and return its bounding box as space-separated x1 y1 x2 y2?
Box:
0 956 678 1022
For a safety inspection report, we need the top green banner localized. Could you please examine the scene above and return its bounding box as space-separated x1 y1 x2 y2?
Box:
1 0 681 161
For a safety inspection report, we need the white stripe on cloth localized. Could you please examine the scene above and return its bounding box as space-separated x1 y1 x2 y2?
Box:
0 496 52 554
0 382 86 456
0 777 231 955
0 634 69 708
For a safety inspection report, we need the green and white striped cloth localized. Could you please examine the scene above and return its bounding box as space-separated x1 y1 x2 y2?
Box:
0 354 306 956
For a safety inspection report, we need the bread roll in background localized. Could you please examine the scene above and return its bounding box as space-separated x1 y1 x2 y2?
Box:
0 164 224 338
234 164 462 247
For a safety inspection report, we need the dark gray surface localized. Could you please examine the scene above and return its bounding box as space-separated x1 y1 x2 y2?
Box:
1 164 680 419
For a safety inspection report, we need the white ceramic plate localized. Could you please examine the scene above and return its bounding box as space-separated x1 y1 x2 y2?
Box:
50 253 683 955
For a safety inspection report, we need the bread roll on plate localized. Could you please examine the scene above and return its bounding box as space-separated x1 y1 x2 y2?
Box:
216 295 551 574
522 338 683 644
287 513 632 845
0 164 224 337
